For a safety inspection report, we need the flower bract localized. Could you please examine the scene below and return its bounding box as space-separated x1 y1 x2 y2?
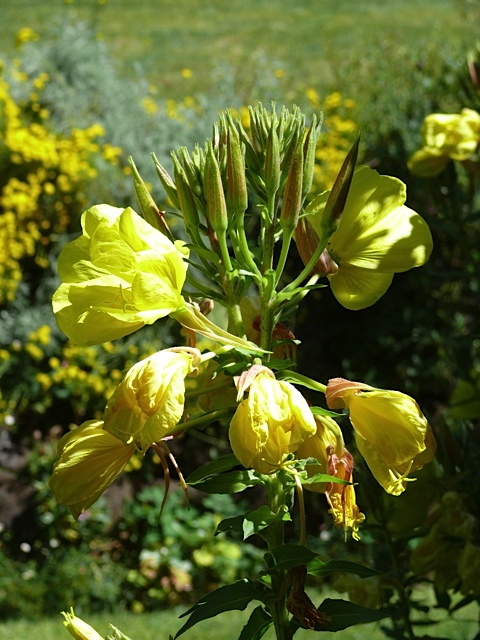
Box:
229 368 316 474
49 420 136 519
304 165 433 310
52 204 189 345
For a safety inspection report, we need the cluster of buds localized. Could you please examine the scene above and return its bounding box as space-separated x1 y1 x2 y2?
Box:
50 103 436 542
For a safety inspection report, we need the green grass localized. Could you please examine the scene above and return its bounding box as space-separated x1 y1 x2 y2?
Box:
1 0 478 101
0 595 478 640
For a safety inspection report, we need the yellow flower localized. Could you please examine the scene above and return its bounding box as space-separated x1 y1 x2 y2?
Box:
302 165 433 310
408 108 480 177
297 415 365 540
326 377 436 496
61 608 103 640
49 420 135 518
229 367 316 474
103 347 201 453
52 204 189 345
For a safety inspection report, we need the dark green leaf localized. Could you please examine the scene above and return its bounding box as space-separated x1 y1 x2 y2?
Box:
269 544 318 571
186 454 239 485
307 558 384 578
175 580 260 638
319 598 388 631
238 606 273 640
215 515 245 536
242 506 290 540
189 470 263 494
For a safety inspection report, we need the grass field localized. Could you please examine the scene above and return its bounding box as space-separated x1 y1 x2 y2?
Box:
0 600 478 640
1 0 478 100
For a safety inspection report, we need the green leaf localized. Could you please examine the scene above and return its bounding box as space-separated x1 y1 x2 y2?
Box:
310 406 344 418
175 580 260 638
301 473 350 486
307 558 383 578
242 506 290 540
189 470 264 494
318 598 388 631
186 454 240 485
238 606 273 640
215 515 245 536
268 544 318 571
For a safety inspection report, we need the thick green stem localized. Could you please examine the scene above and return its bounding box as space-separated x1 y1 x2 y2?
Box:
217 230 246 339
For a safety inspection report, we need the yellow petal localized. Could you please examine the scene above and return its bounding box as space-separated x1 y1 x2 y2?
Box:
49 420 135 518
329 263 393 310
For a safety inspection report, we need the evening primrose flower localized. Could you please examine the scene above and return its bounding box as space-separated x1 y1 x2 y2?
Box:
49 420 136 519
326 377 436 496
297 415 365 540
52 204 188 345
229 366 316 474
61 608 104 640
408 108 480 177
300 165 433 310
103 347 201 453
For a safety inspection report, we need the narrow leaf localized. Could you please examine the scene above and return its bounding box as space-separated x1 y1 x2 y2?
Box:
238 606 273 640
307 558 384 578
186 454 240 485
175 580 259 638
310 406 344 418
318 598 388 631
189 470 263 494
269 544 318 571
301 473 350 486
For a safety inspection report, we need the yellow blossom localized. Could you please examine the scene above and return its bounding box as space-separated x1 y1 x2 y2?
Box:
229 367 316 474
52 204 189 345
301 165 433 310
326 377 436 495
103 347 201 453
49 420 135 519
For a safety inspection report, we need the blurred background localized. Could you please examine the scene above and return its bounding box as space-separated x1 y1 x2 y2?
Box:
0 1 479 638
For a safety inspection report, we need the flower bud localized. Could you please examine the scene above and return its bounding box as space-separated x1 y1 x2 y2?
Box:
279 138 303 234
172 151 200 232
326 377 436 495
61 608 104 640
302 114 322 198
226 115 248 218
103 348 201 453
128 156 172 239
151 152 181 210
204 141 228 234
229 368 316 474
264 120 281 197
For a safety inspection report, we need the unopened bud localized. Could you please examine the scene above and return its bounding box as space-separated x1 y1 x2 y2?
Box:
280 138 304 234
226 115 248 217
151 153 181 210
128 156 172 240
295 218 338 275
265 120 281 197
302 114 322 198
204 141 228 234
172 152 200 231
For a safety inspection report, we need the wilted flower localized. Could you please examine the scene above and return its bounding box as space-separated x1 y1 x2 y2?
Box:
52 204 189 345
61 608 104 640
49 420 135 518
408 108 480 177
326 377 436 496
300 165 433 310
297 415 365 540
103 347 201 452
229 367 316 474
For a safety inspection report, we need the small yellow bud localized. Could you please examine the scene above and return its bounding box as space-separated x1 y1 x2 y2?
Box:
61 608 104 640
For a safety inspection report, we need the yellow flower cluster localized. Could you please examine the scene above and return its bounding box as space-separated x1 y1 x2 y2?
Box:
0 65 123 303
305 89 357 191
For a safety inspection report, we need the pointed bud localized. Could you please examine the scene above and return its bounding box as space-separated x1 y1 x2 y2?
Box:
61 608 104 640
204 141 228 234
151 153 181 210
178 146 204 198
265 120 281 197
295 217 338 276
172 152 200 232
226 114 248 218
128 156 173 239
302 114 322 198
280 138 304 234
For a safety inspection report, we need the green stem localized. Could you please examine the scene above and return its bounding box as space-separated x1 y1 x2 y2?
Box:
274 228 293 286
278 370 327 394
217 230 246 339
235 213 263 281
169 408 233 436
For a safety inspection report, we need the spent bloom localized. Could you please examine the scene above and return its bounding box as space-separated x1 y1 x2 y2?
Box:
326 377 436 496
297 165 433 310
49 420 136 519
103 347 201 453
52 204 189 345
229 366 316 474
297 415 365 540
408 108 480 177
